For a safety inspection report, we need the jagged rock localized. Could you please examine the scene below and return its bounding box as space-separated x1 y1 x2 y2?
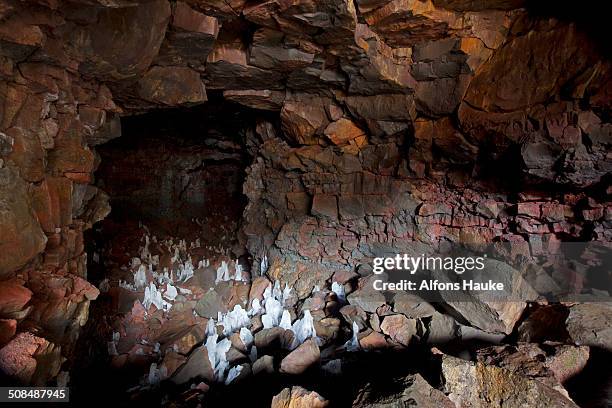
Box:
380 314 418 346
0 319 16 346
271 386 328 408
0 332 63 385
441 354 580 408
155 2 219 66
69 0 171 80
0 167 46 277
0 278 32 318
195 289 224 318
279 338 320 375
223 90 285 111
353 373 454 407
565 303 612 351
252 355 275 376
137 66 207 105
346 279 386 314
170 344 214 384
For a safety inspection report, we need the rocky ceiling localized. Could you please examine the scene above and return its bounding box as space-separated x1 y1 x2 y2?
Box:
0 0 611 406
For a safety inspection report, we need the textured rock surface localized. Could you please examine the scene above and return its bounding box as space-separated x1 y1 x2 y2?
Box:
0 0 609 400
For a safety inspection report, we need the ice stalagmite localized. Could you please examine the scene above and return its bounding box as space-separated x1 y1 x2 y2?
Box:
345 321 360 351
220 305 250 335
249 298 262 316
225 365 242 385
279 310 292 330
262 297 282 329
290 310 317 348
134 264 147 289
331 281 346 303
239 327 253 348
164 283 177 301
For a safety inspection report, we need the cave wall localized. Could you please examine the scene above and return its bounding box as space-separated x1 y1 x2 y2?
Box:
0 0 610 385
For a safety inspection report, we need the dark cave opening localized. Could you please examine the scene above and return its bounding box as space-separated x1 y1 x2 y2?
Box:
71 99 269 405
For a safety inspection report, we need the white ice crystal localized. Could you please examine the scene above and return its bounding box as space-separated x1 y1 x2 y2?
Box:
176 259 194 283
290 310 317 348
249 298 262 316
206 318 217 337
225 365 242 385
261 297 282 329
134 264 148 289
331 281 346 303
147 363 167 385
219 305 251 335
249 346 258 363
279 310 292 330
239 327 253 348
345 321 360 352
260 255 269 275
282 283 292 305
107 341 118 356
204 334 231 381
272 280 282 301
99 278 110 293
234 260 243 282
215 261 231 283
163 283 178 301
143 282 171 311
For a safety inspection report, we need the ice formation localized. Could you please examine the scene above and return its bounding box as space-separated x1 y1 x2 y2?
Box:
218 305 251 335
163 283 178 301
260 255 268 275
143 282 171 311
216 261 231 283
279 310 292 330
134 264 147 289
331 281 346 303
261 297 282 329
206 337 232 381
224 365 242 385
345 321 360 352
249 298 262 316
206 318 217 337
239 327 253 348
290 310 317 349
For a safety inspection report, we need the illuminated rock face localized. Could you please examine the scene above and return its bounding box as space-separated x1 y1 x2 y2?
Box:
0 0 610 404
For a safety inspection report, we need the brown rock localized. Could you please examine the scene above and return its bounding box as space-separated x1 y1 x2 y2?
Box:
311 194 338 220
223 90 285 111
0 279 32 318
271 386 328 408
280 96 330 145
0 319 16 346
252 355 275 376
279 339 320 375
72 0 171 80
0 167 46 277
353 373 454 407
380 314 418 346
170 345 214 384
138 66 207 105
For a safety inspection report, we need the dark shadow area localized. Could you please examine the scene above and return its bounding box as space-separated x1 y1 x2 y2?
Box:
525 0 611 58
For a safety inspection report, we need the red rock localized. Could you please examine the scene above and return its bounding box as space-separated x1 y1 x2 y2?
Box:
380 314 418 346
137 66 207 106
0 279 32 317
0 319 17 346
279 339 320 375
0 332 48 384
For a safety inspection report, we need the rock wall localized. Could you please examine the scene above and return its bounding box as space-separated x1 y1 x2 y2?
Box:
0 0 610 385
